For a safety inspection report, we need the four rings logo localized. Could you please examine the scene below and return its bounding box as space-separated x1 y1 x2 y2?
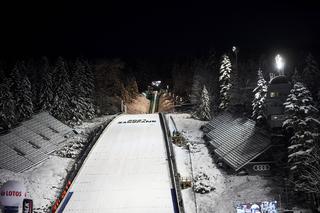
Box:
253 164 270 171
118 119 157 124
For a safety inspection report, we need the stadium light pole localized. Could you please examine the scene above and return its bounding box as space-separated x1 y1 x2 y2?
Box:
275 54 284 75
232 46 239 72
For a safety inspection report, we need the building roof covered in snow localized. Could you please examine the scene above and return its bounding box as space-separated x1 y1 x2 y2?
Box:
203 113 272 171
0 112 74 172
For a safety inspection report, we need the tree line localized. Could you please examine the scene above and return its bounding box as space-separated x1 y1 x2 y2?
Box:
0 57 140 131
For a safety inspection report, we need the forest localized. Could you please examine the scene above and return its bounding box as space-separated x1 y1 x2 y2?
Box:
0 51 319 128
0 49 320 209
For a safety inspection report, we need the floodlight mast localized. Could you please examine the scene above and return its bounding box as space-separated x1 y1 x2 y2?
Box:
232 46 239 74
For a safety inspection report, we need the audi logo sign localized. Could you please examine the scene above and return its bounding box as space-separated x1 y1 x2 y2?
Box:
252 164 271 171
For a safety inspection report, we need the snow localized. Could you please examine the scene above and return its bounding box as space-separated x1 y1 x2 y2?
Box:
192 86 211 121
193 172 215 194
0 115 114 212
0 156 73 212
58 114 175 213
168 113 282 213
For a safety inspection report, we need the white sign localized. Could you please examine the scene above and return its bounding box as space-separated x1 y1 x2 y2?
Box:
0 181 26 207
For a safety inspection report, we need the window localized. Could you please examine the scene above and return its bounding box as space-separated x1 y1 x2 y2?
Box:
270 91 279 97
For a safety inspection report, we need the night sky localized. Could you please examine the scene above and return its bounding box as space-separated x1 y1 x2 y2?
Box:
1 2 320 59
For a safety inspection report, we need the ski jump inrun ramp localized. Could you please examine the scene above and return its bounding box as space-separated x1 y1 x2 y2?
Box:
57 113 180 213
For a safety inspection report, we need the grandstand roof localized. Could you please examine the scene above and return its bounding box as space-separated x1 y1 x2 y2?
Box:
0 112 73 173
203 113 272 171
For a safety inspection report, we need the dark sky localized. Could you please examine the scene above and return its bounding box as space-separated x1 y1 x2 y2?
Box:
1 1 320 59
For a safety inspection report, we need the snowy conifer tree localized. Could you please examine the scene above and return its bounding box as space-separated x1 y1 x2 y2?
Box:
190 74 204 105
252 69 268 123
10 65 33 121
38 58 53 111
82 59 96 119
14 75 34 121
302 53 320 97
298 144 320 193
229 57 241 110
10 64 22 92
219 54 232 110
70 59 86 125
283 82 320 192
69 59 97 125
292 67 303 84
126 78 139 100
192 85 211 121
0 78 16 130
51 57 72 122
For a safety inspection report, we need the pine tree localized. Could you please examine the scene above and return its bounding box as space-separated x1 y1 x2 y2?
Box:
252 69 268 123
283 82 319 192
229 55 241 110
302 53 320 97
120 83 130 103
298 143 320 193
69 59 87 125
0 78 16 130
38 57 53 111
126 78 139 100
10 64 23 94
26 59 41 105
69 59 97 125
192 85 211 121
190 74 204 105
82 59 96 119
10 65 33 121
292 67 303 84
51 57 72 122
219 54 232 110
15 75 34 121
95 60 124 114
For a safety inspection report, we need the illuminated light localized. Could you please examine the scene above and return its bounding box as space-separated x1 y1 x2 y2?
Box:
275 54 284 71
152 81 161 87
271 115 285 120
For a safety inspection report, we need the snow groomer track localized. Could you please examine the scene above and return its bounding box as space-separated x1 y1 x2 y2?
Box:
57 114 182 213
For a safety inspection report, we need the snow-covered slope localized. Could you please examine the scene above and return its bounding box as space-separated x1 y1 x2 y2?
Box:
0 115 114 213
58 114 175 213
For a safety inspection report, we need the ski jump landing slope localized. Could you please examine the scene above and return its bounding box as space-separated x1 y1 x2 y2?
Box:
57 114 176 213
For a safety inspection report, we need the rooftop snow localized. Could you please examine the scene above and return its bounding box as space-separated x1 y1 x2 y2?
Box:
204 113 272 171
0 111 74 173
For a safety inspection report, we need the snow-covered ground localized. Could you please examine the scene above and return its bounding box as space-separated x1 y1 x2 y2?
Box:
0 115 115 213
168 113 282 213
58 114 175 213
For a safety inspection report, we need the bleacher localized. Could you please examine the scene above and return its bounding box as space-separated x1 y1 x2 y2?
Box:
0 111 74 173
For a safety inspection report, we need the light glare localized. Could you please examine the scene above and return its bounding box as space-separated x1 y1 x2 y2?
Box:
275 54 284 70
